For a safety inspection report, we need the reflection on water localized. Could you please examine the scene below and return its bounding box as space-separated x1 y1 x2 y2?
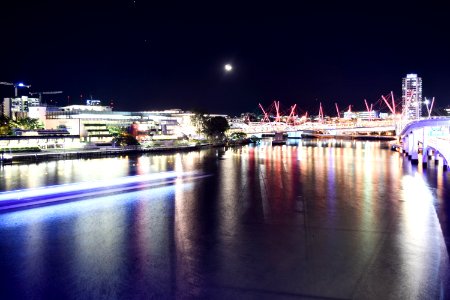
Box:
0 140 449 299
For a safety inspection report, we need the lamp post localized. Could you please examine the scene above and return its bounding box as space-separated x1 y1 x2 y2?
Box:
14 83 31 97
423 97 435 119
0 82 31 97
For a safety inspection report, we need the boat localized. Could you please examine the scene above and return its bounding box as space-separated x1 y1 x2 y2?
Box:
271 132 286 145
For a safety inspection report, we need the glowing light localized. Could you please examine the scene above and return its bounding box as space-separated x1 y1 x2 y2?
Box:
224 64 232 72
0 171 209 211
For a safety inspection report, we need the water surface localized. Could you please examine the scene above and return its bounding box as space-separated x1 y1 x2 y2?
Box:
0 140 449 299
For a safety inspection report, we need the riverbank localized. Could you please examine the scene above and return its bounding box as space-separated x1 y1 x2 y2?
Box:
0 144 214 165
0 135 398 165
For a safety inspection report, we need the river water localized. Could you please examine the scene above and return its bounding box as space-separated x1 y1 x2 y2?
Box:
0 139 449 299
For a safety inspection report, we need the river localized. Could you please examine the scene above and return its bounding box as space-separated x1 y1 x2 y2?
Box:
0 139 449 299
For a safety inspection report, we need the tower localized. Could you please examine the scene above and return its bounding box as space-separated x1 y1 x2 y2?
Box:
402 74 423 120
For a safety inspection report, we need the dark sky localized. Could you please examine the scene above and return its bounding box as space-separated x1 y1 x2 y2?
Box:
1 1 450 116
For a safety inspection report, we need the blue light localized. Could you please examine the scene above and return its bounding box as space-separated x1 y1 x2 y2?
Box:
0 183 196 228
0 171 209 211
17 83 25 87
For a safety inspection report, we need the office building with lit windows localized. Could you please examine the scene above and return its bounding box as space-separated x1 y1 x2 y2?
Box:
2 96 41 118
402 73 423 120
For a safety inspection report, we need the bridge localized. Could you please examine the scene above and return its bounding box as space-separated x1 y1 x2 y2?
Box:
230 120 397 136
399 118 450 168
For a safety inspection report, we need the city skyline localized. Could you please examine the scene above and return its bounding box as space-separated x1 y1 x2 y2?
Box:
1 1 450 116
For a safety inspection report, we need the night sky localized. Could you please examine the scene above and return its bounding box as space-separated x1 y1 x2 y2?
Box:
1 1 450 116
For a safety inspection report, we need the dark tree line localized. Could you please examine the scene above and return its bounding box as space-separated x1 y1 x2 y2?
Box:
191 113 230 142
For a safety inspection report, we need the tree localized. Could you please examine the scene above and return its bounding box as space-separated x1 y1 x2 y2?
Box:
107 125 127 137
190 112 230 141
107 125 139 146
191 111 207 136
112 133 139 147
203 116 230 141
0 114 12 135
10 117 42 130
229 131 247 141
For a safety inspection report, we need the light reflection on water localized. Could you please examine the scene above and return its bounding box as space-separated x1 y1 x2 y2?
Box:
0 140 449 299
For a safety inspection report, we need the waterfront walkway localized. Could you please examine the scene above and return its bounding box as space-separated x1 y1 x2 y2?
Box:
0 144 209 164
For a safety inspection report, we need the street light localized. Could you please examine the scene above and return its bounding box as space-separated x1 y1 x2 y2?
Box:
14 82 31 97
423 97 435 119
1 81 31 97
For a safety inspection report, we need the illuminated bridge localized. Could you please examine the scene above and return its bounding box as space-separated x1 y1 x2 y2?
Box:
399 117 450 168
230 120 397 137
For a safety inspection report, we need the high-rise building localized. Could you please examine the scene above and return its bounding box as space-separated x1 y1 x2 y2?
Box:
2 96 41 118
402 73 423 120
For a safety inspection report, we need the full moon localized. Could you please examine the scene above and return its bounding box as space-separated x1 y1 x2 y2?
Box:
224 64 233 72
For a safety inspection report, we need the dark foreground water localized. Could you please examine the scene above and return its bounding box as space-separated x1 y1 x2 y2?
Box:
0 139 449 299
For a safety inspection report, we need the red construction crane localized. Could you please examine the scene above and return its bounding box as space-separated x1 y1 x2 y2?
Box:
259 103 270 122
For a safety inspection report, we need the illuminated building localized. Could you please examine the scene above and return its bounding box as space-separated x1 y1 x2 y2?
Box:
42 106 204 143
2 95 228 147
402 74 423 120
343 110 379 120
2 96 41 118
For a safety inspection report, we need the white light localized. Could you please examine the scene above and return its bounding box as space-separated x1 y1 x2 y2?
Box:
224 64 233 72
0 171 210 211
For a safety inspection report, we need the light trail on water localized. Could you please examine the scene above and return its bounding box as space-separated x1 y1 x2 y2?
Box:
0 171 209 211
